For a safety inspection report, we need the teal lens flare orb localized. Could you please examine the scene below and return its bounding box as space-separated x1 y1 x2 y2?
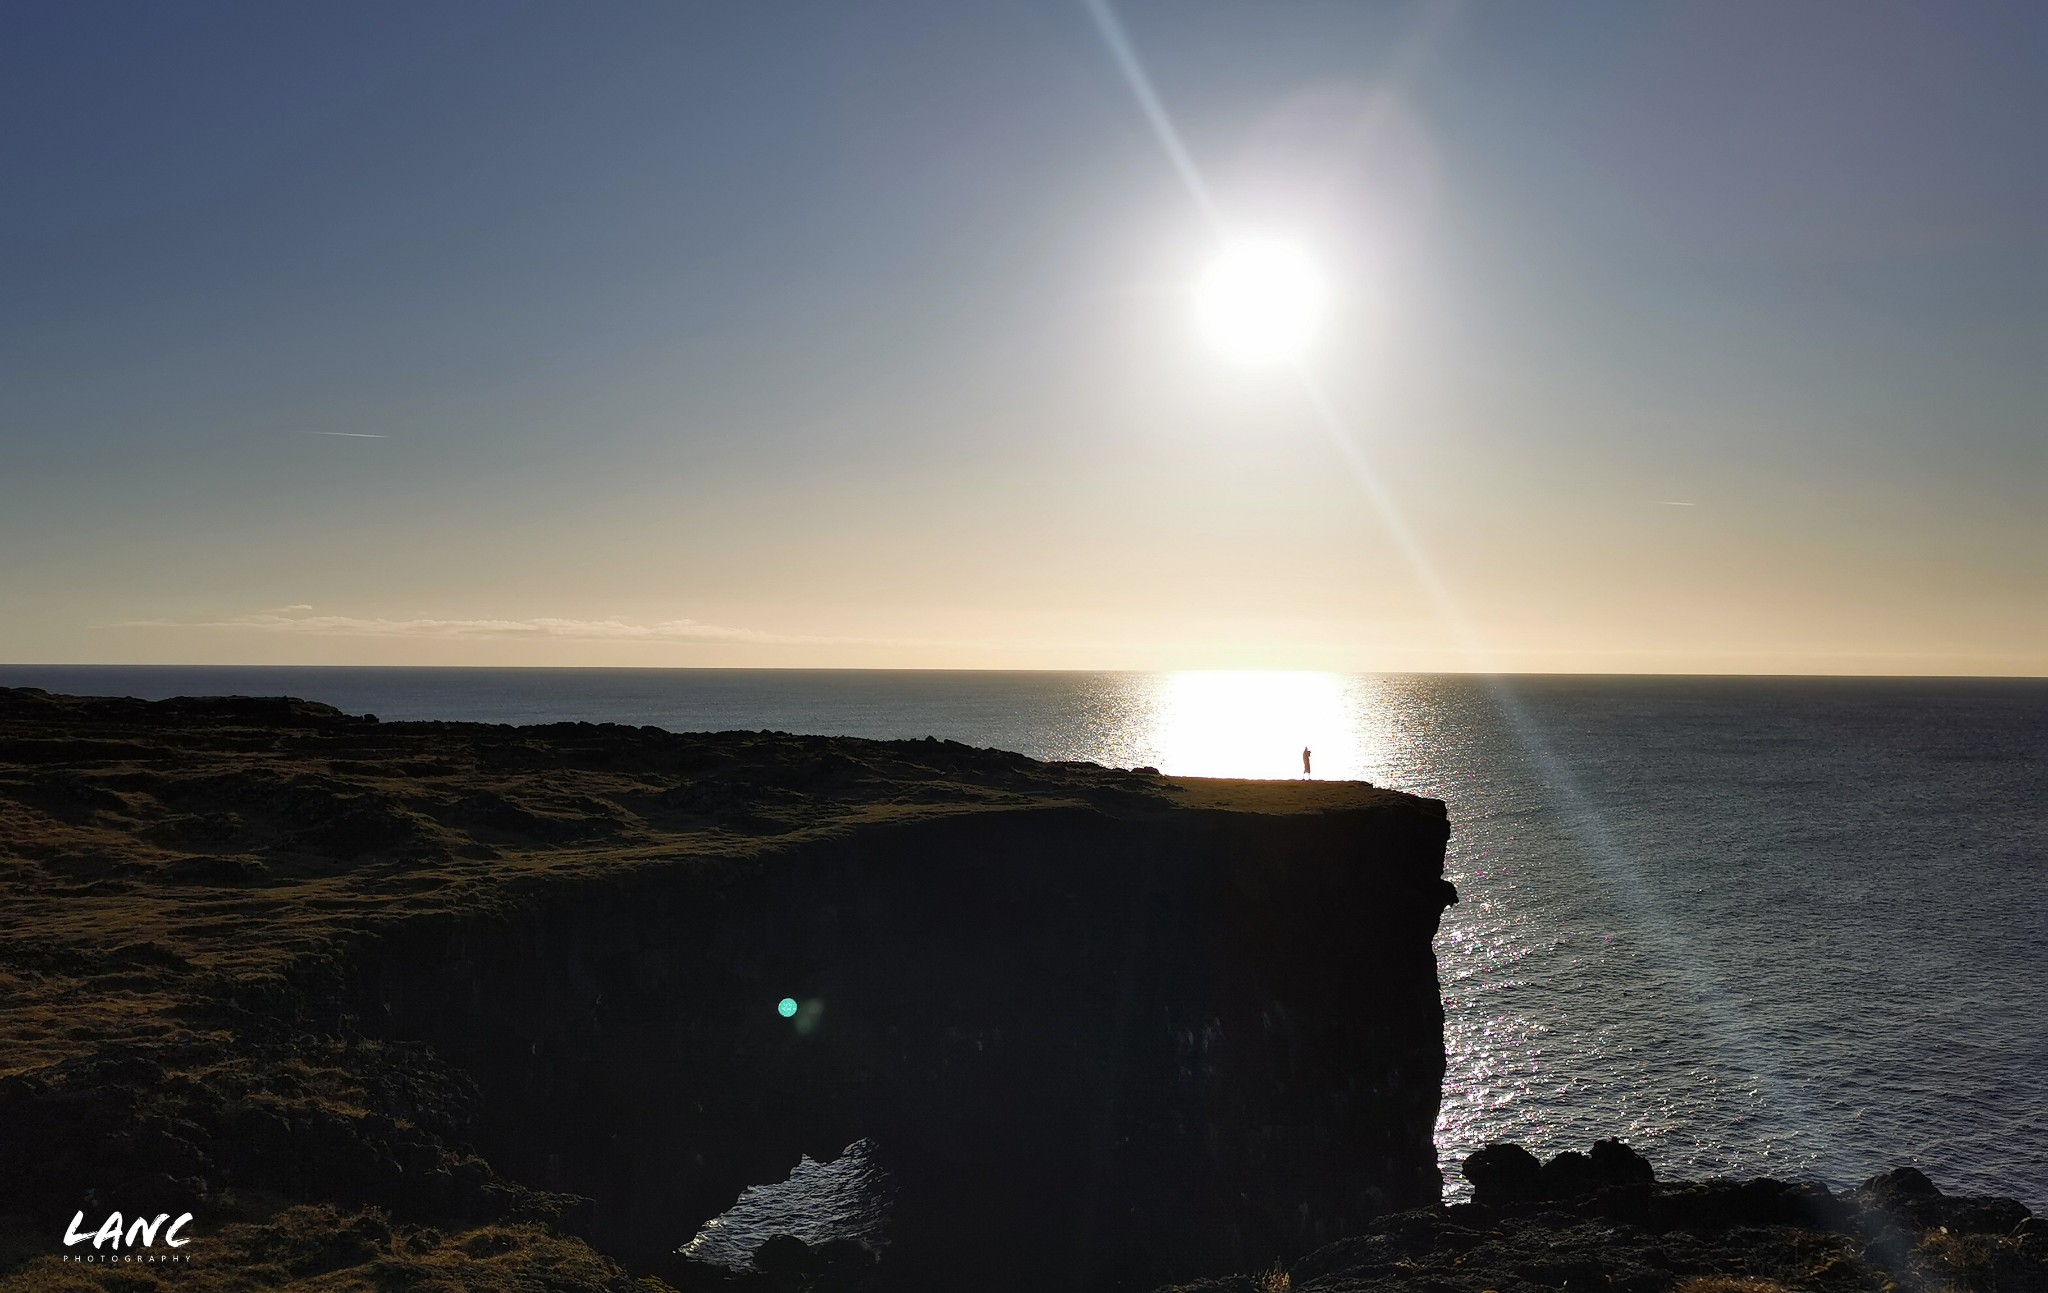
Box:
777 997 798 1019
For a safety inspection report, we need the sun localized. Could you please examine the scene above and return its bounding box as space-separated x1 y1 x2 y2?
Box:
1192 237 1327 367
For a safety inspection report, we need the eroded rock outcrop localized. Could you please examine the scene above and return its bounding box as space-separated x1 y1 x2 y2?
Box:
0 687 1454 1291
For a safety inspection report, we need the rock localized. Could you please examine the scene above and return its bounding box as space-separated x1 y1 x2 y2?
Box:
1540 1149 1602 1199
750 1235 879 1292
1856 1166 1953 1231
1464 1142 1545 1206
751 1234 813 1273
1936 1195 2034 1234
1590 1137 1656 1187
1855 1168 2034 1236
1253 1165 2045 1293
1863 1165 1942 1204
165 854 264 883
1289 1232 1402 1282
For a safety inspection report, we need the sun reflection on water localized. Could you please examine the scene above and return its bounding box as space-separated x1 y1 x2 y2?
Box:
1133 670 1400 782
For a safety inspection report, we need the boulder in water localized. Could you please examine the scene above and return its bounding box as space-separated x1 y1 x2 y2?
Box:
1463 1142 1543 1206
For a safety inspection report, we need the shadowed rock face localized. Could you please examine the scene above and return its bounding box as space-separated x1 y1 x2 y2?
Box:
350 806 1456 1288
0 687 1454 1291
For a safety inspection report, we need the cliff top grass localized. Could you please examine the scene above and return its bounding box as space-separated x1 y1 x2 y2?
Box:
0 685 1434 1078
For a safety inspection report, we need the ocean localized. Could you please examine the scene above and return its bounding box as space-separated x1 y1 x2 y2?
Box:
4 665 2042 1255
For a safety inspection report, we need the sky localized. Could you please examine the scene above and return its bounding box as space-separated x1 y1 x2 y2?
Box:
2 0 2041 674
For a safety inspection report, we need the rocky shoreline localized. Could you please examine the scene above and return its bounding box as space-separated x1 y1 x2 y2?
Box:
668 1142 2045 1293
1159 1142 2043 1293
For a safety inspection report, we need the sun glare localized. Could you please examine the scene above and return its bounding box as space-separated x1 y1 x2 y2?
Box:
1192 238 1327 367
1146 670 1374 780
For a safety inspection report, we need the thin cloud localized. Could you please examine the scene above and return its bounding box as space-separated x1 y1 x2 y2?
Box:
302 431 388 439
117 608 957 649
1651 500 1697 507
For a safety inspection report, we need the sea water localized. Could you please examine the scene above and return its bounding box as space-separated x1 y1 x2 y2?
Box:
6 666 2042 1252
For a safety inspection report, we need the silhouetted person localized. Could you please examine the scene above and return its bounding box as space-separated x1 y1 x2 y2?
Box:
1302 746 1312 778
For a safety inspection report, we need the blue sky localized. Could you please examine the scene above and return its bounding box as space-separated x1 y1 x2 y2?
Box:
3 1 2041 671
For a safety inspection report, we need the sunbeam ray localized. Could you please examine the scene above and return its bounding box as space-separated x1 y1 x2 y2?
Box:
1082 0 1848 1206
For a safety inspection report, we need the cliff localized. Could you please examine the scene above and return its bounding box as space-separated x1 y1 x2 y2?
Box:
0 687 1455 1291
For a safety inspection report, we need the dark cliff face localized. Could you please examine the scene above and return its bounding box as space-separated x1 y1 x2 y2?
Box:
0 687 1453 1291
348 806 1455 1288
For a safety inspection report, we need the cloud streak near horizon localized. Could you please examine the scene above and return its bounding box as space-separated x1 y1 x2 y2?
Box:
119 608 950 649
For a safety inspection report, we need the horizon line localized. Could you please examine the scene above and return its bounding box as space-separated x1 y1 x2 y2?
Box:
2 662 2044 682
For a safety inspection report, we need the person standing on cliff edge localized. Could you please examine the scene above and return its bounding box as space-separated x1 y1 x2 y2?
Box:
1302 746 1312 778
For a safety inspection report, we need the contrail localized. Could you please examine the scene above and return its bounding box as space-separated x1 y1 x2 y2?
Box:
303 431 388 439
1653 500 1697 507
